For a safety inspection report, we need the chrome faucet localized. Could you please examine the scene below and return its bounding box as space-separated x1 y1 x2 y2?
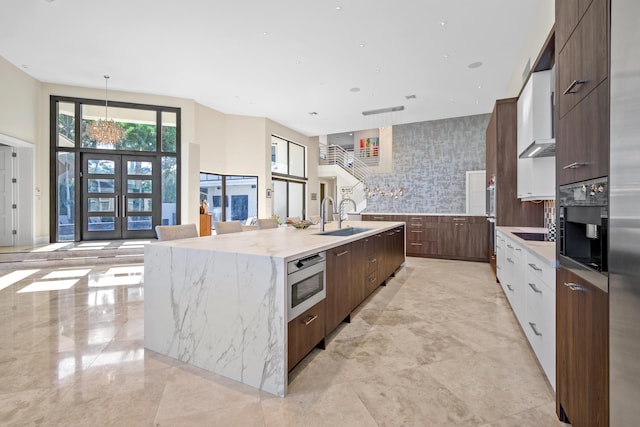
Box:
320 196 335 232
337 198 357 229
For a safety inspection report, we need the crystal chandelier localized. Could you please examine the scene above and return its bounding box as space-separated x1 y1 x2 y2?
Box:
364 183 404 199
87 75 125 144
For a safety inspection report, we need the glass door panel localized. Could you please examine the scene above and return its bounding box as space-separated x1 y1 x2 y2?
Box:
121 155 159 238
82 153 121 240
81 154 159 240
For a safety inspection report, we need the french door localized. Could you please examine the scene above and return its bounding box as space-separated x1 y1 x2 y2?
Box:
81 153 160 240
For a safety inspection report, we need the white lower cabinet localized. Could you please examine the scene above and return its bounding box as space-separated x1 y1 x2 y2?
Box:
496 230 556 390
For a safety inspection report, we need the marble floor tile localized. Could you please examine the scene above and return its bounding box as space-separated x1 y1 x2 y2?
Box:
0 256 562 426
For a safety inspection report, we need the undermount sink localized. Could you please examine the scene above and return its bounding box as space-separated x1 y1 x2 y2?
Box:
316 227 372 237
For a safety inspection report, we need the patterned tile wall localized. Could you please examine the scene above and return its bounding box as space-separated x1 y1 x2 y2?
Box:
544 200 556 228
363 114 491 214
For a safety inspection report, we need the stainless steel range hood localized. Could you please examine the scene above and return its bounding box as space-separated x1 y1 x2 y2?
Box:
519 138 555 158
518 70 555 158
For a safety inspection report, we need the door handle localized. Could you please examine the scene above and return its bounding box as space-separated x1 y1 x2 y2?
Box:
303 315 318 326
335 250 349 257
529 322 543 336
528 282 543 293
562 161 589 170
122 195 127 217
114 195 119 218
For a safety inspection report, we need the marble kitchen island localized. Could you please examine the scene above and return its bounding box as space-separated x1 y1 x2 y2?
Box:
143 220 404 397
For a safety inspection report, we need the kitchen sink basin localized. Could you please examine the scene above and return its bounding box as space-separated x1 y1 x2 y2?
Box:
316 227 372 237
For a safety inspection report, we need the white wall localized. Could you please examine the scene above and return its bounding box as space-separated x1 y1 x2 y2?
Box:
0 56 40 144
506 0 555 96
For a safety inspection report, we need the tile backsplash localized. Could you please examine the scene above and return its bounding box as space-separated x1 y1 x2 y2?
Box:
363 114 491 214
544 200 556 229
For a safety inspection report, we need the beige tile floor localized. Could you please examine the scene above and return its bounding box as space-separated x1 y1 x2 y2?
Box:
0 256 566 426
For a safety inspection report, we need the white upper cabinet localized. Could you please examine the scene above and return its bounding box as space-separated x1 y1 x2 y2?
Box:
517 70 556 200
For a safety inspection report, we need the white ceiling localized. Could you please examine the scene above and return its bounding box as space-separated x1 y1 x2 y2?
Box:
0 0 541 137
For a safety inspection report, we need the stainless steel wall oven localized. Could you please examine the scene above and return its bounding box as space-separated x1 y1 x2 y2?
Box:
558 177 608 291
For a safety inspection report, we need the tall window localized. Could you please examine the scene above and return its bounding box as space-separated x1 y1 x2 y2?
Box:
200 173 258 223
51 96 180 241
271 135 306 220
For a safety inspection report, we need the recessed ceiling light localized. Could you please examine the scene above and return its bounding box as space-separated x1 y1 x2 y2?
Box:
450 98 455 102
468 61 483 69
375 69 381 73
359 43 365 48
263 32 268 36
477 85 482 89
349 133 353 136
335 6 341 11
475 100 480 105
443 54 450 59
350 87 360 92
440 21 447 27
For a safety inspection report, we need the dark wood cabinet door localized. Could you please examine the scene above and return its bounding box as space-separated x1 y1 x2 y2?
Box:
350 238 368 311
288 299 325 371
325 243 353 334
556 267 609 427
557 81 610 184
556 0 582 52
557 0 608 119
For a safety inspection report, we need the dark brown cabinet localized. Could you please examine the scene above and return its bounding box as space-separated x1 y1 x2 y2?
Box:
325 242 353 335
555 0 610 185
556 267 609 427
438 216 488 261
405 216 438 257
486 99 544 228
288 299 325 371
351 236 378 311
556 0 608 119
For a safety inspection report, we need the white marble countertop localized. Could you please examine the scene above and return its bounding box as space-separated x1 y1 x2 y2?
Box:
151 220 405 262
497 226 556 266
363 212 487 217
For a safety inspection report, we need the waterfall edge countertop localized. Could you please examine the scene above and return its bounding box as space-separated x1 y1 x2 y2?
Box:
143 220 404 398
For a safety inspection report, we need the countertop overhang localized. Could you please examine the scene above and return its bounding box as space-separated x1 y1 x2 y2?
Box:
150 220 405 261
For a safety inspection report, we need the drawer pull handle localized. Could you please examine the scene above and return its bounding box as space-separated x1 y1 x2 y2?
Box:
369 276 376 283
529 322 543 336
369 258 377 263
528 263 542 272
411 243 423 246
507 257 514 263
563 79 587 95
506 284 514 291
335 250 349 257
564 282 587 292
410 217 421 220
303 315 318 326
373 216 385 220
562 161 589 170
515 248 522 252
528 282 543 293
453 217 467 221
507 244 513 249
411 230 423 233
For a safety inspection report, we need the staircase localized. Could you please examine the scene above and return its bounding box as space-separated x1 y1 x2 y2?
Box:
318 145 372 214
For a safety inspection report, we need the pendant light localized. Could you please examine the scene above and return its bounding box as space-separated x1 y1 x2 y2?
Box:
87 75 125 144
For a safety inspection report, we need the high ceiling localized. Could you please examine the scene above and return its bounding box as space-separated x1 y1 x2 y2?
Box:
0 0 542 137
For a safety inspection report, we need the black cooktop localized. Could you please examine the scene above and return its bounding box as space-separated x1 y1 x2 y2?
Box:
512 232 547 241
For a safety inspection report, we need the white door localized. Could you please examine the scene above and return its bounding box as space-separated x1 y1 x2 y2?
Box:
0 145 14 246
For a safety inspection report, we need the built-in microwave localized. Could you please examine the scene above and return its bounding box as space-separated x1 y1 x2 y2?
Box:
287 252 326 321
558 177 608 286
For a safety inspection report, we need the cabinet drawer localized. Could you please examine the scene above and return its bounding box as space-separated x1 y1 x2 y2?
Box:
288 299 325 371
406 240 437 256
557 0 608 119
524 272 556 388
526 252 555 286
